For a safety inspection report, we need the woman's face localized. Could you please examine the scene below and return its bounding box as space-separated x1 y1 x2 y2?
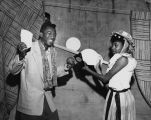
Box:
111 41 124 54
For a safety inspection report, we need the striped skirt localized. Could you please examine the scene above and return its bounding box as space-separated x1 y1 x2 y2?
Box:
103 89 136 120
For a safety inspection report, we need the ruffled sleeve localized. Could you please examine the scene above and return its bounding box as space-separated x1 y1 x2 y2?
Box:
106 53 125 73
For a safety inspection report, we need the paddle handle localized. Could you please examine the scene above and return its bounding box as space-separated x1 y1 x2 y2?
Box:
54 43 79 54
54 43 109 65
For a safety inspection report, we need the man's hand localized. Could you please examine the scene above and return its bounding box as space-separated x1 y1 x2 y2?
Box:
17 42 29 60
57 65 70 77
66 57 75 70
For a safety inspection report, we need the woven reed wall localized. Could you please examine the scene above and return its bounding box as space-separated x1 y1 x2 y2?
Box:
0 0 44 119
0 0 151 120
131 11 151 108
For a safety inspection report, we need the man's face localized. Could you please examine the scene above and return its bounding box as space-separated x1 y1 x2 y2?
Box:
42 26 56 47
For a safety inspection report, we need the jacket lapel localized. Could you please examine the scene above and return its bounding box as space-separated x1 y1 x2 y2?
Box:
31 41 43 80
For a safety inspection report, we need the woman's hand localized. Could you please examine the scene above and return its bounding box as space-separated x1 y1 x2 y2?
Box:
82 62 89 71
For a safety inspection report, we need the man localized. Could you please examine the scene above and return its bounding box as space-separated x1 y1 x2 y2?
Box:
9 21 70 120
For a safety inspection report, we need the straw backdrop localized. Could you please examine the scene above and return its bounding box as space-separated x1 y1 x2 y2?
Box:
131 11 151 108
0 0 44 119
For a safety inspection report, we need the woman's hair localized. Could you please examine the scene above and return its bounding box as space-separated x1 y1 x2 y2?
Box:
110 33 125 45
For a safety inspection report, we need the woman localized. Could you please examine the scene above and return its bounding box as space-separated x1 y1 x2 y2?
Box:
83 30 137 120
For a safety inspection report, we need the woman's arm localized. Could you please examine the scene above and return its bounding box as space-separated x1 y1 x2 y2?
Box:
94 60 103 74
83 56 128 84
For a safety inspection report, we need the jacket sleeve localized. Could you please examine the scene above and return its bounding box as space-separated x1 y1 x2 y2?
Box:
9 55 26 75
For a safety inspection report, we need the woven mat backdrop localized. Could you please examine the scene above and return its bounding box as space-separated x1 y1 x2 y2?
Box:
131 11 151 108
0 0 44 119
1 1 151 120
